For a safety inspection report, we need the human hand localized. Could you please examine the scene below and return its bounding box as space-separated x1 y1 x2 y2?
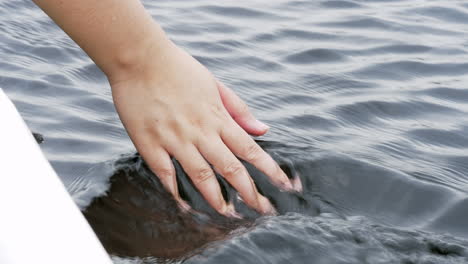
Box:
110 41 295 216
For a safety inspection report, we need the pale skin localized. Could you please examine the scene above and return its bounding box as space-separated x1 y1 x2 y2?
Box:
33 0 297 216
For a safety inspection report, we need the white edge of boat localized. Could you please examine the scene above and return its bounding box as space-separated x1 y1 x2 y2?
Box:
0 88 113 264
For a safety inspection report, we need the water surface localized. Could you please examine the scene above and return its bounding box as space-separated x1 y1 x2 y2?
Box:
2 0 468 263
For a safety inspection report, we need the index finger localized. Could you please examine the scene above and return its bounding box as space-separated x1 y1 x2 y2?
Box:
221 124 294 191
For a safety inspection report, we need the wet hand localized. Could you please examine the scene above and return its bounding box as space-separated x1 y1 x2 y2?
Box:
110 41 294 216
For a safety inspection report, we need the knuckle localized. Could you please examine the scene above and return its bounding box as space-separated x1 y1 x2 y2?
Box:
222 162 244 179
156 168 174 180
193 167 214 184
189 118 203 130
168 117 183 132
243 143 262 162
208 104 228 123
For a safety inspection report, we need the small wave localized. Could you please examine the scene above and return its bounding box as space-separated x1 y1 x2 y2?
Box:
352 61 468 81
283 48 347 64
185 214 468 264
320 0 362 9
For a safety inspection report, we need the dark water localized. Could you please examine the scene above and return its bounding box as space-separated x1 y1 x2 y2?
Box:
2 0 468 263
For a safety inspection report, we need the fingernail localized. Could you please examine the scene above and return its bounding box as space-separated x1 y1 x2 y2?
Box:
281 180 294 192
219 202 229 215
246 176 260 209
292 176 303 193
177 199 191 212
224 203 242 219
214 182 229 215
258 196 277 215
277 166 294 191
254 120 269 131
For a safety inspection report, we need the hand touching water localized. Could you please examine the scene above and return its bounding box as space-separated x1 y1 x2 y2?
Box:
111 42 293 215
33 0 296 216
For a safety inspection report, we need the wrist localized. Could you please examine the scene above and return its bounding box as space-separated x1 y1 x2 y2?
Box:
104 23 173 86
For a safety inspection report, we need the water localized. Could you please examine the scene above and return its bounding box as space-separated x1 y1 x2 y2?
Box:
2 0 468 263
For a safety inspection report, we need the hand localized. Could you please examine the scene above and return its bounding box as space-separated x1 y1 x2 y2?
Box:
110 41 294 216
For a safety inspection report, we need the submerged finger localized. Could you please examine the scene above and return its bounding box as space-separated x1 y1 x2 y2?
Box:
172 145 228 215
198 137 275 215
221 125 295 191
142 147 190 211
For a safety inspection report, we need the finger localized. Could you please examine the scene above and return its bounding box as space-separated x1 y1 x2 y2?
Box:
172 145 228 215
221 124 294 191
198 136 275 215
142 147 190 211
216 80 269 136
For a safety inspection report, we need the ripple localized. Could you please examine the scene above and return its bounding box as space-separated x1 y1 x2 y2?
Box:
234 55 284 72
320 0 362 9
417 87 468 103
281 114 338 131
276 29 337 41
186 214 468 264
283 48 346 64
187 41 236 54
352 61 468 81
201 5 283 19
319 17 393 30
332 100 460 125
406 128 468 148
364 44 433 54
409 6 468 24
31 45 76 63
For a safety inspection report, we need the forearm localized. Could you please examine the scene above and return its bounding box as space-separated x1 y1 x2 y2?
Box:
33 0 170 83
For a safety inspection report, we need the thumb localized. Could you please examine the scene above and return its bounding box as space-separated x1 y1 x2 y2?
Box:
216 80 269 136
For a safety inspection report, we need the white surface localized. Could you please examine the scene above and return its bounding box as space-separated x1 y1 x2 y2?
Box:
0 88 113 264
